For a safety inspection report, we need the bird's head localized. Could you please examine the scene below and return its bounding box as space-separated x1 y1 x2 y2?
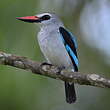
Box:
16 12 63 26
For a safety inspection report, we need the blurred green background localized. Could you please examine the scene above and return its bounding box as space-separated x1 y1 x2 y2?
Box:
0 0 110 110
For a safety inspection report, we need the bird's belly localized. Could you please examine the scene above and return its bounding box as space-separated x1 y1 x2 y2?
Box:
38 35 73 68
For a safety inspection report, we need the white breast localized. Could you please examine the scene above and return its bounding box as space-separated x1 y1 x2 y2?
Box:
37 26 73 69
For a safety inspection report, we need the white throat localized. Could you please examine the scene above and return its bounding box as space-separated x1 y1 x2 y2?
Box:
40 22 64 33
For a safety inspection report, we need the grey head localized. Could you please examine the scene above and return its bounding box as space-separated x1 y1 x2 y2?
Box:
16 12 64 27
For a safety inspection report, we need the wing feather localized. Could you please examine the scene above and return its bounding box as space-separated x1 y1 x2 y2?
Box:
59 27 78 71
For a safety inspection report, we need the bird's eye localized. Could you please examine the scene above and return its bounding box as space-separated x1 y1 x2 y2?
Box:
41 15 51 20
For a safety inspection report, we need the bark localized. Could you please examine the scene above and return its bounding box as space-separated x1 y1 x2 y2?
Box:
0 51 110 88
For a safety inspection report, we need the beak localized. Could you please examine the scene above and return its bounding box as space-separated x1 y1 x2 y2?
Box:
16 16 41 23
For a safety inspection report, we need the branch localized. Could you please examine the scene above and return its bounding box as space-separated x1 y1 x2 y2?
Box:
0 51 110 88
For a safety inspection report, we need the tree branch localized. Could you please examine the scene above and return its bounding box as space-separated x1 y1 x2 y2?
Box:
0 51 110 88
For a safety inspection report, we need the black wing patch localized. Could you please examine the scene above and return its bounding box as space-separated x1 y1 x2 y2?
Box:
59 27 78 71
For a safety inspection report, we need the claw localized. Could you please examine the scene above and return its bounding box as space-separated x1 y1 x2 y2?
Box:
40 62 52 66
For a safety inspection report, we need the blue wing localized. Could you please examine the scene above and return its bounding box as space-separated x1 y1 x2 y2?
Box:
59 27 78 71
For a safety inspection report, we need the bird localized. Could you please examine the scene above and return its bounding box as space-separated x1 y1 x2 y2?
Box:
16 12 78 104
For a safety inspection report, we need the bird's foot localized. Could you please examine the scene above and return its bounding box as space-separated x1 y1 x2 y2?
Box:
57 66 65 71
40 62 53 67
